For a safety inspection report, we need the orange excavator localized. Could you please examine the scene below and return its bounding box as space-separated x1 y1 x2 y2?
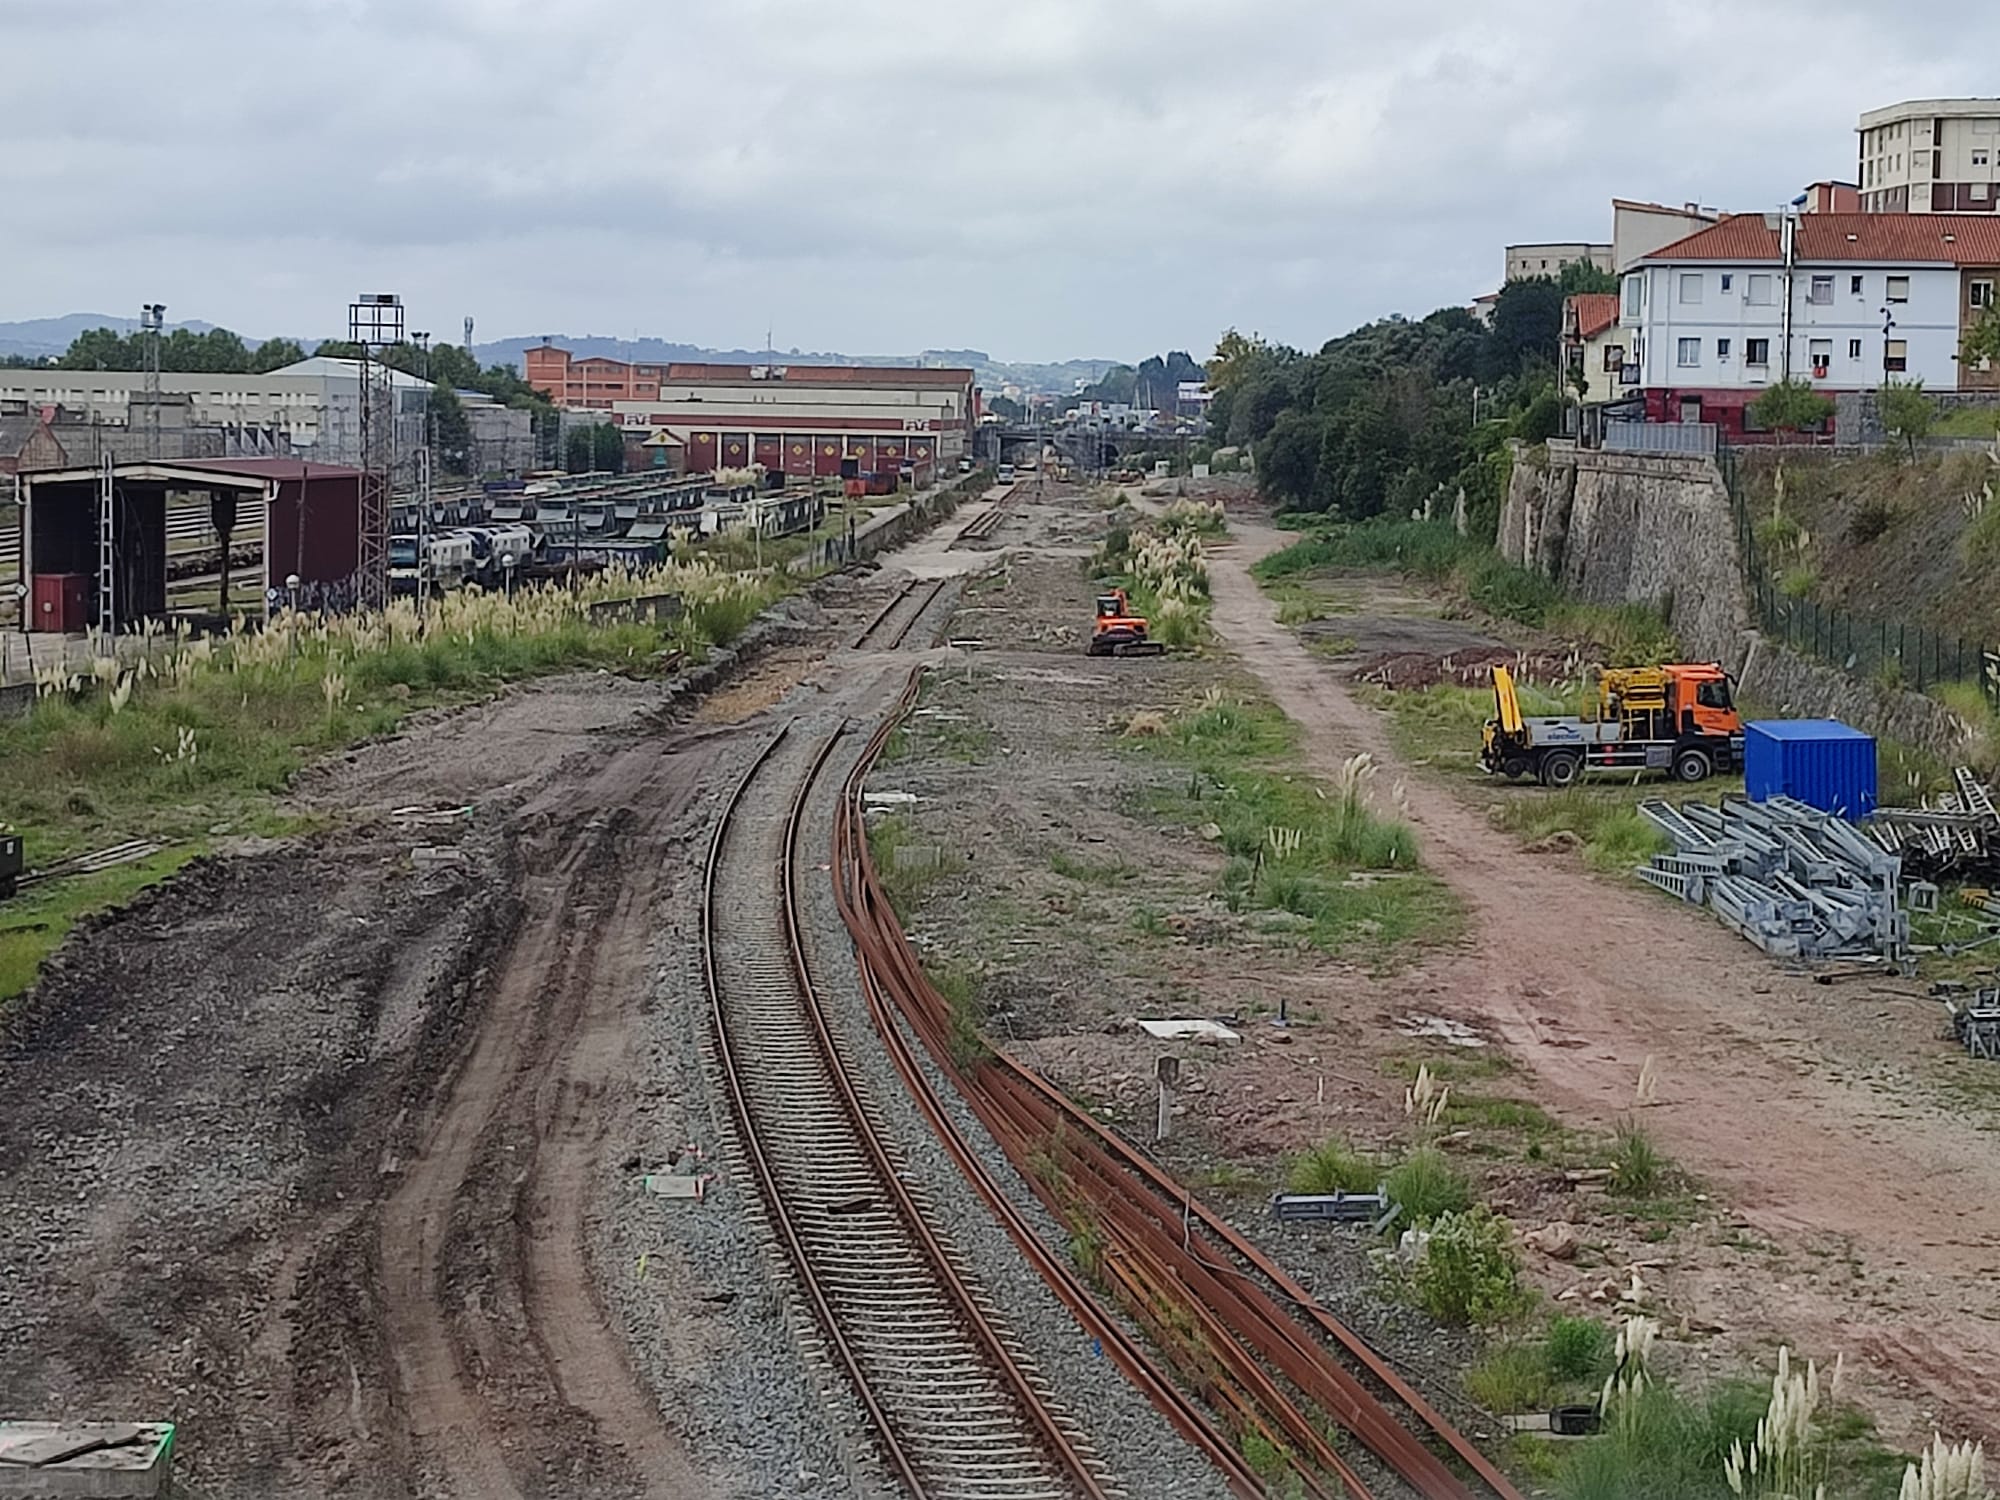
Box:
1088 587 1165 657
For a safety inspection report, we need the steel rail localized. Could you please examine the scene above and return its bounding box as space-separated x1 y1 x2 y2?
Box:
842 664 1527 1500
852 580 919 650
703 721 930 1495
706 717 1101 1499
833 677 1266 1500
779 723 1109 1500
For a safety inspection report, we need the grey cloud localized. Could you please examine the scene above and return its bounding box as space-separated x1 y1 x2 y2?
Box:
1 0 1995 359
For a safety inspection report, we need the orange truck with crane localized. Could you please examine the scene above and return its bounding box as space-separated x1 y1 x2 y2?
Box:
1481 663 1743 787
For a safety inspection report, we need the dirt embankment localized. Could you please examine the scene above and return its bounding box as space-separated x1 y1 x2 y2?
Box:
1212 513 2000 1447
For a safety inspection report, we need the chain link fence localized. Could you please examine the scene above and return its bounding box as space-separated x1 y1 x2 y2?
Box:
1721 444 1999 705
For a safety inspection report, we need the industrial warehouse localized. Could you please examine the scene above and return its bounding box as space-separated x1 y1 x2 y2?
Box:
526 344 979 481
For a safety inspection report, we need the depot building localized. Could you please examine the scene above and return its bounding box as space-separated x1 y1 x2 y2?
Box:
525 346 978 479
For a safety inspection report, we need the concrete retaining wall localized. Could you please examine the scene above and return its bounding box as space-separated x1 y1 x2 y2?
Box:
1501 445 1974 759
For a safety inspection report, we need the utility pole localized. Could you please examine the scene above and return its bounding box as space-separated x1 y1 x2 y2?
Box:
140 302 165 459
414 330 432 609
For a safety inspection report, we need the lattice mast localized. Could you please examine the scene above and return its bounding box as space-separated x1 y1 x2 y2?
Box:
348 293 404 610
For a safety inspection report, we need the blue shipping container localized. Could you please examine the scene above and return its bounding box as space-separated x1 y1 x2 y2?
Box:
1744 720 1877 819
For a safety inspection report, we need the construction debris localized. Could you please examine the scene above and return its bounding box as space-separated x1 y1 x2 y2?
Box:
1944 990 2000 1059
1635 795 1908 962
1868 766 2000 882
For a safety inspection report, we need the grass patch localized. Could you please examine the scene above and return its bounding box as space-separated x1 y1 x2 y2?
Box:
1384 1145 1472 1224
1287 1135 1381 1195
868 812 948 910
1254 520 1678 663
0 846 206 1002
1048 849 1137 884
1608 1119 1668 1198
1135 689 1461 958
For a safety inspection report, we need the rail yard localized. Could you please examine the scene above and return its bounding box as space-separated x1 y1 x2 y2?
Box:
0 475 1994 1500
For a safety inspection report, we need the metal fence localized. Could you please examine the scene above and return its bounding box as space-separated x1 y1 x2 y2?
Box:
1605 419 1718 456
1721 444 1999 706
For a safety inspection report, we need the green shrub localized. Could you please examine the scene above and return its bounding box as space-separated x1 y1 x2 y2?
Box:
1545 1316 1614 1383
1287 1135 1380 1195
1847 498 1898 545
1608 1119 1667 1198
1386 1145 1472 1224
1410 1208 1528 1326
1466 1341 1556 1414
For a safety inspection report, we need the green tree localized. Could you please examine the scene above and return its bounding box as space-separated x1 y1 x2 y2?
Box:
1484 278 1565 380
1557 261 1618 295
1749 378 1835 437
248 337 306 373
591 422 625 473
1878 376 1934 458
428 387 473 474
1255 409 1327 510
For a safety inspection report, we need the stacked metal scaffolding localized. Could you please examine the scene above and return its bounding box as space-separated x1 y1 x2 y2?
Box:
1635 795 1913 961
348 293 404 610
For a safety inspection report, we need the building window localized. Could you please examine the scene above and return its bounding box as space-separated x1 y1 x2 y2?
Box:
1851 274 1864 295
1746 338 1771 366
1677 338 1701 367
1849 338 1864 359
1809 275 1834 305
1717 338 1732 359
1721 274 1734 292
1887 275 1911 302
1886 339 1908 372
1679 272 1703 304
1622 275 1644 318
1747 273 1774 305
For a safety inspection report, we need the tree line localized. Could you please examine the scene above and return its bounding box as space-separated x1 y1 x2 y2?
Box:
1211 262 1613 530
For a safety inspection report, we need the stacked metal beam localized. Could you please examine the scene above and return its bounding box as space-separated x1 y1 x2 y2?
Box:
1636 795 1908 960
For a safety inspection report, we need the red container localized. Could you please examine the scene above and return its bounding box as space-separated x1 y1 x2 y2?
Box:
32 573 88 633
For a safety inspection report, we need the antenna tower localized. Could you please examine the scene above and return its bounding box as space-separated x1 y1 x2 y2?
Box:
348 293 404 610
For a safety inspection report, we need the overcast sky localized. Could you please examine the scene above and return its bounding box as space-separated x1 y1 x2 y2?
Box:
0 0 1990 363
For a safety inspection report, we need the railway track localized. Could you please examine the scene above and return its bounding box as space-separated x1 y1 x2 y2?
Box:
951 500 1006 547
851 576 948 650
838 667 1528 1500
703 720 1109 1500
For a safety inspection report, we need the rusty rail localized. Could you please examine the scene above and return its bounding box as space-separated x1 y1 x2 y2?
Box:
837 664 1528 1500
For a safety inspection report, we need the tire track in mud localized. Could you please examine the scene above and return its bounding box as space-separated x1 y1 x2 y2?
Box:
377 742 712 1498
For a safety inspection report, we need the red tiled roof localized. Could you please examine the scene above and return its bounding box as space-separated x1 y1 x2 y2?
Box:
1646 212 2000 265
1568 292 1620 340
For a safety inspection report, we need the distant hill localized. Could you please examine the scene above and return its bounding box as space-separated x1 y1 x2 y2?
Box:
0 312 223 361
1 315 1125 394
472 335 1124 395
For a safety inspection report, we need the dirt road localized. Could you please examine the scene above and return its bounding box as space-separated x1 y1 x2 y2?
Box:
1208 515 2000 1443
0 676 723 1497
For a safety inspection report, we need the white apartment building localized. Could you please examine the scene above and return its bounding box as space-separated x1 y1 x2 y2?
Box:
1620 213 2000 432
1859 99 2000 213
